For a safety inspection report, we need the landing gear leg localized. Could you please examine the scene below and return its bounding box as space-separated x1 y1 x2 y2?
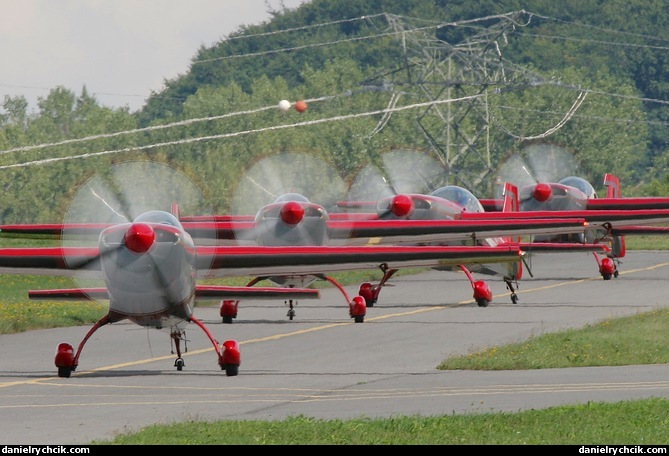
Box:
55 314 112 378
190 317 240 376
358 263 398 307
286 299 297 320
321 274 366 322
459 264 492 307
593 251 620 280
505 277 519 304
171 330 187 371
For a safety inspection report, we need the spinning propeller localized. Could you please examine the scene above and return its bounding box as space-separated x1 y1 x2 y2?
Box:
230 151 348 245
62 160 211 304
346 148 450 218
493 144 583 209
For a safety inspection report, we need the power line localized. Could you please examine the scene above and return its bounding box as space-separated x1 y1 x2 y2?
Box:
1 8 666 191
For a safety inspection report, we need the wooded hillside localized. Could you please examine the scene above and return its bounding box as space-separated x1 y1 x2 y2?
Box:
0 0 667 223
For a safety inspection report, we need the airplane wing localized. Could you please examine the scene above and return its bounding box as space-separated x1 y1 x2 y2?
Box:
609 225 669 236
0 244 524 279
2 217 590 246
193 285 320 301
459 209 669 228
0 221 251 243
0 247 100 275
479 196 669 212
194 244 524 279
27 285 320 301
327 217 589 245
28 288 110 300
0 223 108 237
586 197 669 210
518 242 609 253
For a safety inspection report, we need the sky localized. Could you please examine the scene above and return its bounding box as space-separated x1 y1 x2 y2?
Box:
1 0 309 113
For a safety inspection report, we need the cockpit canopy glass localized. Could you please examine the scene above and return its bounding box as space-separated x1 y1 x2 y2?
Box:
558 176 597 198
274 193 310 203
134 210 183 229
430 186 484 213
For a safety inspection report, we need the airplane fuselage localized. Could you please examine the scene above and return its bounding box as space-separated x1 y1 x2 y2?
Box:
98 212 198 329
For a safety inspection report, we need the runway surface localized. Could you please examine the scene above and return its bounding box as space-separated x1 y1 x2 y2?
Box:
1 250 668 444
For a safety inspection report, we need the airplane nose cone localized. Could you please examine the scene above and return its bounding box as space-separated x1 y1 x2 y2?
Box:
390 194 414 217
125 223 155 253
533 183 552 202
280 201 305 225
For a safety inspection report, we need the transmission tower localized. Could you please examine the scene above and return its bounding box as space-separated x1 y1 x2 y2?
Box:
361 11 548 197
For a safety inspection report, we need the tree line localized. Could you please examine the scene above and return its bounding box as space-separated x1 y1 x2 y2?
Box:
0 0 666 224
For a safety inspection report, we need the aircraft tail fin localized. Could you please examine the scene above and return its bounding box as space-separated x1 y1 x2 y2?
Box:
171 201 181 220
501 183 521 244
495 182 524 280
502 183 520 213
603 174 626 256
604 174 621 198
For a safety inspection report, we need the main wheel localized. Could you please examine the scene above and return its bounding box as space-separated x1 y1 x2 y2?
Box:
476 299 489 307
57 366 72 378
225 364 239 376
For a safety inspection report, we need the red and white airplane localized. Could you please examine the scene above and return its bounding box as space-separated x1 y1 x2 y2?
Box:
479 173 669 280
0 190 594 318
0 206 535 378
0 160 548 379
325 143 669 307
186 191 596 314
11 152 652 323
162 152 601 321
332 181 621 308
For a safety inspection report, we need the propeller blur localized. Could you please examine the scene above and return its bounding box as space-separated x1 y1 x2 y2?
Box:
0 160 538 378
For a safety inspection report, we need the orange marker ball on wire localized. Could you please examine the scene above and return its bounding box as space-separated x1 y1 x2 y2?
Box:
294 100 308 112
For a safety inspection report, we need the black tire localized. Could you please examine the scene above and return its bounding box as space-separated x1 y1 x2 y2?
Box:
602 273 612 280
476 299 489 307
511 294 518 304
222 316 233 324
354 315 364 323
58 366 72 378
175 359 184 371
225 364 239 376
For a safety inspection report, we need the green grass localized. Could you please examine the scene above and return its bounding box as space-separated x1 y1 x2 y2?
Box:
622 235 669 250
0 275 107 333
437 307 669 370
93 399 669 444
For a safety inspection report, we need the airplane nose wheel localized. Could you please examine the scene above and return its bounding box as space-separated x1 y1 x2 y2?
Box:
171 331 188 371
286 299 296 320
505 278 519 304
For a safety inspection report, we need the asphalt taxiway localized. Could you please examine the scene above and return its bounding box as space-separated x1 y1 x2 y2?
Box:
1 251 668 444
